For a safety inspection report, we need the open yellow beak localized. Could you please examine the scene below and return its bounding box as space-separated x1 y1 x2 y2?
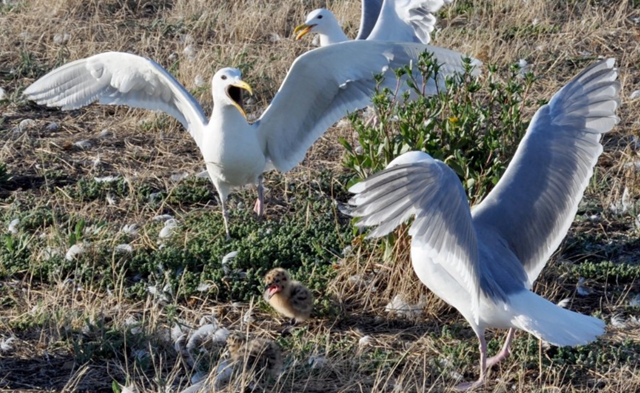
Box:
229 80 253 119
232 80 253 96
293 23 315 40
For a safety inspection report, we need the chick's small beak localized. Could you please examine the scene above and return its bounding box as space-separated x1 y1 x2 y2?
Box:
232 80 253 96
294 23 315 40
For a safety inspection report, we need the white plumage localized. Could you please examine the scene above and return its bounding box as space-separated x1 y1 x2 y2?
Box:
294 0 445 46
24 42 476 239
347 58 619 390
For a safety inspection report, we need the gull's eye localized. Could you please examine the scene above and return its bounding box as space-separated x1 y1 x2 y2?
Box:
221 75 227 80
317 15 323 19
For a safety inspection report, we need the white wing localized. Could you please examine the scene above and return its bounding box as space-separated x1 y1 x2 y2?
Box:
256 41 475 172
23 52 207 147
367 0 445 44
472 59 620 287
355 0 384 40
347 151 498 323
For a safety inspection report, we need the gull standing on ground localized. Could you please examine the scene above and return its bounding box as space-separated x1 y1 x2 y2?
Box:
24 42 475 239
294 0 445 46
347 58 618 390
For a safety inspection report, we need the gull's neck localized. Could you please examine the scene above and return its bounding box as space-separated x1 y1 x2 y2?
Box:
319 23 350 46
210 102 248 129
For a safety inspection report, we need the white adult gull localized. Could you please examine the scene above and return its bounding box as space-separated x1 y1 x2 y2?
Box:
23 41 476 239
346 58 618 390
294 0 445 46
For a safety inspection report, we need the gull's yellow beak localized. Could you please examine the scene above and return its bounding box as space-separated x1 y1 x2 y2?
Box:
293 23 315 40
232 80 253 96
227 80 253 119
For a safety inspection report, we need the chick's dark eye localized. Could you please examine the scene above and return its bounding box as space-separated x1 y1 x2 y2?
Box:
221 75 227 80
317 15 323 19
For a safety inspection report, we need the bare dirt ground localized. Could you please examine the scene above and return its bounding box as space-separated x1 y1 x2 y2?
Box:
1 0 640 392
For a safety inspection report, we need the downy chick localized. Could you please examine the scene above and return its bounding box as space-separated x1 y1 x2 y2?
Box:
227 332 283 379
263 268 313 324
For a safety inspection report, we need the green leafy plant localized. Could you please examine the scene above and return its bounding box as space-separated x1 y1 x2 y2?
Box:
340 52 536 203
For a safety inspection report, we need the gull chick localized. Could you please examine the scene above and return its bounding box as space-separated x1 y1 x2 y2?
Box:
263 268 313 324
347 59 618 390
227 332 282 379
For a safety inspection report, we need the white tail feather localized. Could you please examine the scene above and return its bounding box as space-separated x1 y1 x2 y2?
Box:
510 291 604 347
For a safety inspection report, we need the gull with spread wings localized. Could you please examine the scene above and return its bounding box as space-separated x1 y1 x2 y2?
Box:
347 58 618 390
24 41 475 239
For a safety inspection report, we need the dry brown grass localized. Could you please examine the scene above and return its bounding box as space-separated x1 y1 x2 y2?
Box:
2 0 640 392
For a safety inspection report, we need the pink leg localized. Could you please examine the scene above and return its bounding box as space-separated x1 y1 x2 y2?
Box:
253 175 264 216
486 328 515 368
454 333 487 391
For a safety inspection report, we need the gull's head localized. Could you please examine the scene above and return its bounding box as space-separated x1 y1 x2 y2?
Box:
294 8 336 40
212 67 253 119
264 267 290 299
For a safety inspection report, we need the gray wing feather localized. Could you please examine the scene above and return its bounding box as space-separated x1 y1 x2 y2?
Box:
348 153 505 321
24 52 207 146
355 0 384 40
257 42 477 173
472 59 620 287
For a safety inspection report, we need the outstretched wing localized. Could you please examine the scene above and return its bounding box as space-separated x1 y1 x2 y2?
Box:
367 0 445 44
256 41 475 172
472 59 620 287
355 0 384 40
347 151 492 323
23 52 207 147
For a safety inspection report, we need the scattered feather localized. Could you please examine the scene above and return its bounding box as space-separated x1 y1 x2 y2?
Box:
7 218 19 235
194 74 205 88
629 293 640 308
104 193 116 206
159 219 179 239
269 32 281 42
609 187 631 215
610 314 626 328
556 298 571 308
517 59 529 78
115 244 133 253
121 224 139 235
385 295 425 319
53 32 70 44
197 282 212 292
183 45 196 60
214 360 235 390
153 214 173 221
242 310 255 324
74 140 92 149
170 172 189 182
630 90 640 100
45 122 59 132
94 175 119 183
0 87 5 100
0 336 15 353
576 278 592 296
147 284 171 303
19 118 36 132
65 244 85 261
358 335 373 348
99 129 113 138
308 354 327 369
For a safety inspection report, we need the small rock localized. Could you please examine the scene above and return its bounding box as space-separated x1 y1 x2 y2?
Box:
630 90 640 100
